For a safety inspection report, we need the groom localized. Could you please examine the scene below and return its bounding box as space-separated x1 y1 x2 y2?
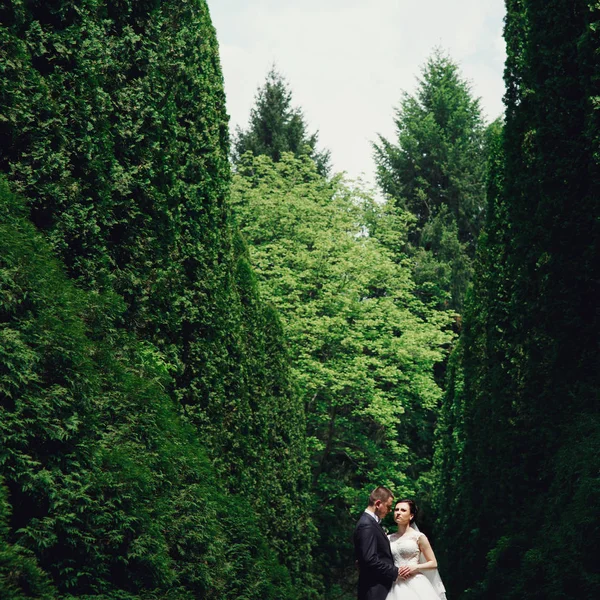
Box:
353 486 399 600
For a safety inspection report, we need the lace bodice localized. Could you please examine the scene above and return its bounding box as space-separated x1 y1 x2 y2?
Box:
388 529 424 567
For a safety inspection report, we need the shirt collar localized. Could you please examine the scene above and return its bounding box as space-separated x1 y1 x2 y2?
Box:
364 509 380 523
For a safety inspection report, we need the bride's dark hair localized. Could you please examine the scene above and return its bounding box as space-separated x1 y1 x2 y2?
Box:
396 499 419 522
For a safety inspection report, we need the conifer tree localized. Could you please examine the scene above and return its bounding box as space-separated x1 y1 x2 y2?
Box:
374 51 488 311
233 67 331 176
433 2 600 598
0 476 54 599
0 178 233 597
0 1 317 596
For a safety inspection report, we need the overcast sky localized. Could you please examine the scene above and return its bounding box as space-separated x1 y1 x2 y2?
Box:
207 0 507 185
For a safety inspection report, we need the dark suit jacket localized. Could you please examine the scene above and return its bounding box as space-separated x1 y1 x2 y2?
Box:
353 511 397 600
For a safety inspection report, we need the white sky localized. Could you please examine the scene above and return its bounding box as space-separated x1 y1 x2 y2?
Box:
207 0 507 185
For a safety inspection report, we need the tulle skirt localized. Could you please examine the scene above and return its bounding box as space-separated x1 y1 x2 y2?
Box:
386 573 442 600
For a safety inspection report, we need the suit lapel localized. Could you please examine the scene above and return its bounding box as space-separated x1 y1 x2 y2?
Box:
359 512 391 550
376 521 390 546
366 514 390 547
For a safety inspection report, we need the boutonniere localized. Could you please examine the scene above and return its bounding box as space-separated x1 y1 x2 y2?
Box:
381 525 389 534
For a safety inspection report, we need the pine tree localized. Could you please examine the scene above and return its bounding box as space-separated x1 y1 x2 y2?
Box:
373 50 489 311
233 67 331 176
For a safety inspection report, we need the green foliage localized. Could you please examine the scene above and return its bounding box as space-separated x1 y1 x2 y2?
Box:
0 179 226 597
233 67 331 176
0 476 55 599
433 2 600 598
231 153 454 596
373 50 489 310
0 178 314 598
1 1 317 596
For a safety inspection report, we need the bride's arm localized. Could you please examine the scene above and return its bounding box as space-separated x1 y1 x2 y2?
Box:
416 534 438 571
402 534 438 578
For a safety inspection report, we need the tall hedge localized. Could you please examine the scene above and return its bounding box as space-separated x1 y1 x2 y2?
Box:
1 1 316 596
0 476 55 599
0 179 234 597
433 2 600 598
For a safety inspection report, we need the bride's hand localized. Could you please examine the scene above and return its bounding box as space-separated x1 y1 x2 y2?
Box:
398 564 418 579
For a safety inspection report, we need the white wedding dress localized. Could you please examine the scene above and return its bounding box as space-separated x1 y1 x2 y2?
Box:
386 528 447 600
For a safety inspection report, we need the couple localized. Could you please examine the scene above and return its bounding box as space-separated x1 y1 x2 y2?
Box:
353 487 446 600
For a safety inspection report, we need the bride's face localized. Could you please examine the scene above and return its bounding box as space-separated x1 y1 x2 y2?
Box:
393 502 412 526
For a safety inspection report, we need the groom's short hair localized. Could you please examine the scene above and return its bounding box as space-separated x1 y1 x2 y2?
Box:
368 486 393 506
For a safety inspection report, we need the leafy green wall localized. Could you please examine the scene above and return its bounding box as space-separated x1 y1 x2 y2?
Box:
1 179 230 597
1 1 316 597
433 2 600 598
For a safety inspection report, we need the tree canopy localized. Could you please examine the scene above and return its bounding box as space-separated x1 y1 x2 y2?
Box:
231 152 454 597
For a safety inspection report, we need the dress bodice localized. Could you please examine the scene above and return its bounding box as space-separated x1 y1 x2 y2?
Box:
386 529 447 600
388 529 423 567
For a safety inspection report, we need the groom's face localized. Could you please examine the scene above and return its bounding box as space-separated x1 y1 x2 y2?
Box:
375 496 394 519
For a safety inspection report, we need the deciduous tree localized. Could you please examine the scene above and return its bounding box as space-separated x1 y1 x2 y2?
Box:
231 153 453 597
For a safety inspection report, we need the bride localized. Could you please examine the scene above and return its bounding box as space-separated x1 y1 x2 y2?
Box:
386 499 447 600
